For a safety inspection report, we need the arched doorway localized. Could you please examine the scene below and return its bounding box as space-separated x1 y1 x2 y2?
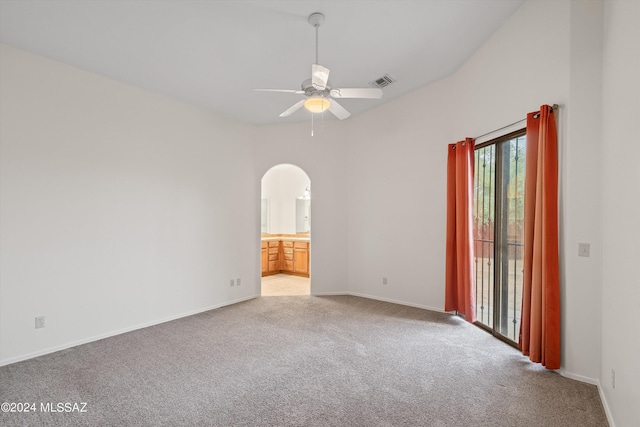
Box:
260 164 311 296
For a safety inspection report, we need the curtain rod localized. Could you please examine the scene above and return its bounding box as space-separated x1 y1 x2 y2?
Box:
474 104 559 141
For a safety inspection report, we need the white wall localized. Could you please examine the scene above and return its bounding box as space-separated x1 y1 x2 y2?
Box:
601 1 640 426
346 76 455 311
261 164 310 234
0 44 259 365
452 0 570 137
253 121 349 296
2 0 635 422
563 0 604 386
345 0 604 385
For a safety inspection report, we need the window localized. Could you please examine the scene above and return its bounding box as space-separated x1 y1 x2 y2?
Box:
473 130 526 346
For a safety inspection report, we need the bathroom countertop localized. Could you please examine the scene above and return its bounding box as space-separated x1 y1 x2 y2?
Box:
261 236 310 242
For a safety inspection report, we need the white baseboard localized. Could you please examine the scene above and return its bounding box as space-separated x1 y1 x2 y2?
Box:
597 383 616 427
559 369 599 386
343 295 615 426
0 294 260 367
557 370 614 426
311 291 349 296
2 289 616 427
1 292 440 366
346 291 446 314
311 290 447 314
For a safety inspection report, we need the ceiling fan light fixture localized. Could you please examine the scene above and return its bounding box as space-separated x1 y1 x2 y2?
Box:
255 12 382 125
304 97 331 113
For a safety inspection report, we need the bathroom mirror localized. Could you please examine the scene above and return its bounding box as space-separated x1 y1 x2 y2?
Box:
261 198 269 233
296 192 311 233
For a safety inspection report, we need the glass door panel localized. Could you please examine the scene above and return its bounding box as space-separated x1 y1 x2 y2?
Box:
473 145 496 329
473 133 526 345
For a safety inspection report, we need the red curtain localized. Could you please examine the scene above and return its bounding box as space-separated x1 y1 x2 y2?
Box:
445 138 476 323
519 105 561 369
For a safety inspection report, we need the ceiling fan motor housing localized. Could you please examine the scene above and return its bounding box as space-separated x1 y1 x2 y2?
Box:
301 78 331 97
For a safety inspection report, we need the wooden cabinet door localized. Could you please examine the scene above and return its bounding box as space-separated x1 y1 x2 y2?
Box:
294 247 309 274
282 245 294 272
268 260 279 272
268 243 280 273
261 247 268 274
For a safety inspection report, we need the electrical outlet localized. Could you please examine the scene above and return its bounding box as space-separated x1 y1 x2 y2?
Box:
382 277 388 285
611 369 616 389
230 279 235 287
578 243 590 257
35 316 45 329
236 277 241 287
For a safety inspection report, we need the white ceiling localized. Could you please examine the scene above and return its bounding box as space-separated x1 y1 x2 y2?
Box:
0 0 524 125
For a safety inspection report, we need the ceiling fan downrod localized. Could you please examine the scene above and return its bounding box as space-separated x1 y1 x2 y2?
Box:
308 13 326 137
308 12 325 65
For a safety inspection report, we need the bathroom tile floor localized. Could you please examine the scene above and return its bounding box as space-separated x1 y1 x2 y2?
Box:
261 274 310 296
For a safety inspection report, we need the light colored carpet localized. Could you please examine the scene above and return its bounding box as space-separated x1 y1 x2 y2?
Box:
0 296 608 426
261 273 310 296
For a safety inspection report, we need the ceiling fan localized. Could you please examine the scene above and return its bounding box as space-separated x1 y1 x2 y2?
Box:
255 12 383 121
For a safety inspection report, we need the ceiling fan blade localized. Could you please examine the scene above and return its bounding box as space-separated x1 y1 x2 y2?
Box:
328 100 351 120
255 89 304 94
312 64 330 90
279 100 305 117
330 88 383 99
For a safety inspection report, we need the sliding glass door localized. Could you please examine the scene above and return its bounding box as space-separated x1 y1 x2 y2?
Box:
473 131 526 345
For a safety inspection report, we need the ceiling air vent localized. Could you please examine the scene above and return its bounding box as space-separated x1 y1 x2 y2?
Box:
369 74 396 88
